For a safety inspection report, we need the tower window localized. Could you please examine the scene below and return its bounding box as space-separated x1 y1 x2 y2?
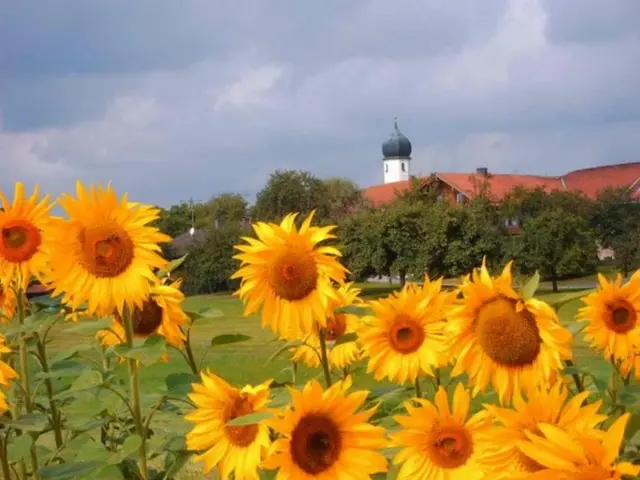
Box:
385 164 388 173
401 162 406 172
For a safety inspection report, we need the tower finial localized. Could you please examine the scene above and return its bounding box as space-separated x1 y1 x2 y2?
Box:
394 116 398 130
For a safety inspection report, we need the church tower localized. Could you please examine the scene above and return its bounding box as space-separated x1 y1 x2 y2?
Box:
382 117 412 184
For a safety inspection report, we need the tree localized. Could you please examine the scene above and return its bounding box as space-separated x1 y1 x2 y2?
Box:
501 187 594 225
515 208 598 291
322 177 368 223
379 202 430 286
592 187 640 276
339 210 386 281
157 203 192 239
396 174 441 204
201 193 248 227
252 170 331 223
179 224 243 295
443 197 510 277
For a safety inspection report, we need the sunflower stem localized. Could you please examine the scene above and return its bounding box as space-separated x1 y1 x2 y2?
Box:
16 290 40 478
184 328 199 374
318 328 333 388
564 360 584 393
34 335 63 449
10 400 27 480
414 378 422 398
122 307 149 480
0 437 12 480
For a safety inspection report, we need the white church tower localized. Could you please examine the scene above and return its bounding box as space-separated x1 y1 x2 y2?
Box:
382 117 412 184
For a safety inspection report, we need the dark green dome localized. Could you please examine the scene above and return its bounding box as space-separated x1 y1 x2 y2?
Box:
382 117 412 159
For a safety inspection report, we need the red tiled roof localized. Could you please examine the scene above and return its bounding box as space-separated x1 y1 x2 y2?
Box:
362 181 412 207
362 162 640 206
561 163 640 199
436 173 564 200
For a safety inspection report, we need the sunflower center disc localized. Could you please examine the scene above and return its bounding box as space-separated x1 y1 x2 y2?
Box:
116 300 164 336
429 425 473 469
475 297 542 367
290 414 341 475
607 302 637 333
79 224 135 278
268 247 319 301
4 227 26 248
325 314 347 341
389 315 425 354
0 222 42 262
224 395 259 447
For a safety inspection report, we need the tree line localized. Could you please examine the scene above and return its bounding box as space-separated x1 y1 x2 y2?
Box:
156 170 640 295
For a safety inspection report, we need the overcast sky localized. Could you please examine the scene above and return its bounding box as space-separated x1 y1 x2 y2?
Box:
1 0 639 207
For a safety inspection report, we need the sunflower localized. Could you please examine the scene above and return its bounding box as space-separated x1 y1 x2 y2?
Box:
0 333 18 413
291 283 364 369
47 181 170 317
112 280 188 347
516 413 640 480
262 378 388 479
390 383 492 480
185 371 272 479
359 277 453 384
0 182 55 290
448 261 573 404
0 278 17 322
578 273 640 371
479 380 606 477
232 212 347 340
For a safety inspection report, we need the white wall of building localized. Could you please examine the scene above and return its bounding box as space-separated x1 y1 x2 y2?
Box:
384 158 411 184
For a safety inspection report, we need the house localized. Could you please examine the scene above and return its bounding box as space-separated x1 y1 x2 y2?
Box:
364 119 640 207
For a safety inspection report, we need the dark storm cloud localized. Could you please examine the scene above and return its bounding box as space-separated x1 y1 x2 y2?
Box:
1 0 639 207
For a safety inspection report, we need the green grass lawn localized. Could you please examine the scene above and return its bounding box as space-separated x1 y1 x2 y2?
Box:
35 282 610 479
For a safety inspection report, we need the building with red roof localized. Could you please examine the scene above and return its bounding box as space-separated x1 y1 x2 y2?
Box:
365 119 640 207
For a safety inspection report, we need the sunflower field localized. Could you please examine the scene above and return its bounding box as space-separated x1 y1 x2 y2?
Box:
1 181 640 480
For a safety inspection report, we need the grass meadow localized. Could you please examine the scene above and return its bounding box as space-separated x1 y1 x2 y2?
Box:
37 282 609 479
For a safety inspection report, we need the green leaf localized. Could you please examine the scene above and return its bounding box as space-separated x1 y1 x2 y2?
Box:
165 372 198 397
39 461 105 479
259 469 278 480
49 346 96 365
6 435 34 463
333 332 358 347
211 333 252 346
226 411 274 427
111 435 143 463
334 305 373 317
6 413 49 432
112 335 167 365
35 364 90 380
2 311 60 336
54 369 103 400
521 271 540 299
546 289 593 310
198 307 225 318
163 451 193 479
367 385 407 401
156 253 188 278
567 322 587 335
65 317 113 334
563 365 581 376
265 340 303 364
83 465 124 480
626 413 640 444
